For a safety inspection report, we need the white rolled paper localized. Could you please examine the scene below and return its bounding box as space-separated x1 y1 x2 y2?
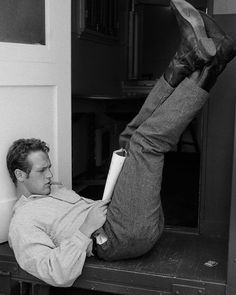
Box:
102 148 127 201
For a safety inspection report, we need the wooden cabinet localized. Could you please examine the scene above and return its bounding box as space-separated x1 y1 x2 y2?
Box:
72 0 120 44
124 0 207 90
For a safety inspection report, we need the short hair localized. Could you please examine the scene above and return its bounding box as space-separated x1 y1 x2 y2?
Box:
6 138 50 185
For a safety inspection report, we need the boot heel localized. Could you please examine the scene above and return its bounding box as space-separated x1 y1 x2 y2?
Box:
199 38 216 59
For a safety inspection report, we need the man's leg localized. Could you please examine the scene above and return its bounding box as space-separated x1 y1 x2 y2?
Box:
95 1 236 261
97 75 208 261
119 77 174 149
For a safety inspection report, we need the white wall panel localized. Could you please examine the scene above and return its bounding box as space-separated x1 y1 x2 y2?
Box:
0 0 71 242
0 86 58 196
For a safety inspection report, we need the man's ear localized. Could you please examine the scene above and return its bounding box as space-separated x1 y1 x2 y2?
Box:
14 169 26 182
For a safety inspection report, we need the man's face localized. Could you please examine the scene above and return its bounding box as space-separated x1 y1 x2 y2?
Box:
22 150 53 197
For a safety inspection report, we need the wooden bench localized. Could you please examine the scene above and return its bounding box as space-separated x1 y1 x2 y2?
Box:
0 231 227 295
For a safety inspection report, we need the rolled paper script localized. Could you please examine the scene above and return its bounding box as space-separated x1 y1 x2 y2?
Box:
102 148 127 201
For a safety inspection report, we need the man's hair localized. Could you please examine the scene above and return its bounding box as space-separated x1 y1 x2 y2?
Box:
6 138 50 185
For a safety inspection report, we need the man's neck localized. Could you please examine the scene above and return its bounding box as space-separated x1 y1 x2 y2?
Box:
16 183 30 198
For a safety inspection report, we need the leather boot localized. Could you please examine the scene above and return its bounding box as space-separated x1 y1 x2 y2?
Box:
198 12 236 91
164 0 216 87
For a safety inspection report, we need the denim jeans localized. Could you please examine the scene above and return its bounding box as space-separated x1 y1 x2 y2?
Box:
96 76 208 261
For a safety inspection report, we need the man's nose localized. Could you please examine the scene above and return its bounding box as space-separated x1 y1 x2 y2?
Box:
46 169 53 178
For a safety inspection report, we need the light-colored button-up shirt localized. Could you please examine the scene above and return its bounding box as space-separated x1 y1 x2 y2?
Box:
8 186 98 287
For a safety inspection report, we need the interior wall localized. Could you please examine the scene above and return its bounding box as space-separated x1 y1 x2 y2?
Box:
200 12 236 237
213 0 236 14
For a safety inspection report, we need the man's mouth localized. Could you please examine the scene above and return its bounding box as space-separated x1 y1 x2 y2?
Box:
51 181 63 185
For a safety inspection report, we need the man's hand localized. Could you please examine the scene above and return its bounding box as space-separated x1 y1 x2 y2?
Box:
79 200 109 238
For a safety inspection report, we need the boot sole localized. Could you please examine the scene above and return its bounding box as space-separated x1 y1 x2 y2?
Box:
199 11 236 62
171 0 216 60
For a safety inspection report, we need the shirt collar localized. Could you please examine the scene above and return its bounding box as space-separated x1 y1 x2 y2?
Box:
14 186 82 212
13 194 48 212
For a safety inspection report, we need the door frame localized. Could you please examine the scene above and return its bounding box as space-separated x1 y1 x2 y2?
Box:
227 106 236 295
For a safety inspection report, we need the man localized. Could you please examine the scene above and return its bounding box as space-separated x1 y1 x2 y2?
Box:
7 0 236 288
